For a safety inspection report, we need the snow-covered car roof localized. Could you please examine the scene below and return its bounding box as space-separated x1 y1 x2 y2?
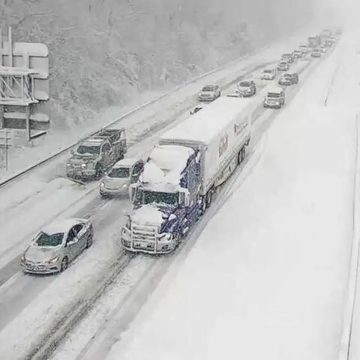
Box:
113 158 142 168
81 138 105 146
41 218 87 235
201 85 219 91
238 80 255 86
267 86 284 94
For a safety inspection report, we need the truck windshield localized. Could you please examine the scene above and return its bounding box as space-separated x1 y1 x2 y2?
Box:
142 191 178 206
108 167 130 178
76 145 100 155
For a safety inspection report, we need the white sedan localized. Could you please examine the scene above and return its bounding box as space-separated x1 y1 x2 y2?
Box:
21 218 94 274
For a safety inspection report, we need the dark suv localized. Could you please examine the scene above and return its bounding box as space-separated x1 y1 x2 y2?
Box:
237 80 257 97
279 73 299 86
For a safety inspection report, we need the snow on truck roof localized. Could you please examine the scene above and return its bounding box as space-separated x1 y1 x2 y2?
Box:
161 96 254 145
140 145 194 186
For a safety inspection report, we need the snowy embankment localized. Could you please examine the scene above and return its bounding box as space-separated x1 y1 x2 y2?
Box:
103 40 356 360
330 32 360 360
0 28 312 183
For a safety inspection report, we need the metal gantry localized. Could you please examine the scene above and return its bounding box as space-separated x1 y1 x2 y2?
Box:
0 26 48 141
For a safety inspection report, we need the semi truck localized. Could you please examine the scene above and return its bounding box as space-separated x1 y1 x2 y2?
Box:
121 96 257 254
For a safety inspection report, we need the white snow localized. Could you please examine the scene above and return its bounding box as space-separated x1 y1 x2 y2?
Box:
140 145 193 186
113 157 140 168
161 96 255 145
1 41 49 57
41 218 86 235
132 205 163 226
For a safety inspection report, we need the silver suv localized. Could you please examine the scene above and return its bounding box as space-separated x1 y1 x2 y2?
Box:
100 158 144 197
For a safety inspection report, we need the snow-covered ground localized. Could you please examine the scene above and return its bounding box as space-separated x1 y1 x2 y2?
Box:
0 28 344 360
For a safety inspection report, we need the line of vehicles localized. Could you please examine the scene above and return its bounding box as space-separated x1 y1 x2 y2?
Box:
20 28 341 273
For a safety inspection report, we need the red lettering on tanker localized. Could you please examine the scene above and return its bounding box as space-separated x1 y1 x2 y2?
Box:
219 134 229 157
234 121 247 135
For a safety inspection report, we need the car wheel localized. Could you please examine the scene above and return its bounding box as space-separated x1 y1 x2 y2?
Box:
86 234 93 248
60 257 68 272
206 189 213 208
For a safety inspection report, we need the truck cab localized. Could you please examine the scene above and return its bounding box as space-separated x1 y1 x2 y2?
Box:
122 145 201 254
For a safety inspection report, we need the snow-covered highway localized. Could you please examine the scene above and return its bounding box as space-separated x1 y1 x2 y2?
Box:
47 32 353 360
0 28 345 360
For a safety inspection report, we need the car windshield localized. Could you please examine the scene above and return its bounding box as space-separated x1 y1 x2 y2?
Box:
264 70 272 73
268 92 281 98
202 86 216 91
76 145 100 155
108 167 130 178
142 191 178 206
35 232 64 247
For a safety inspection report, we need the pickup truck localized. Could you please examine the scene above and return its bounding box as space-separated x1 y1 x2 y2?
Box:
66 128 127 180
121 97 256 254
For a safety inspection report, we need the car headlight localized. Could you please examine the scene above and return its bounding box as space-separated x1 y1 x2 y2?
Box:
66 163 72 167
81 163 87 168
100 182 105 188
21 254 26 262
48 256 59 264
122 183 129 189
158 233 172 242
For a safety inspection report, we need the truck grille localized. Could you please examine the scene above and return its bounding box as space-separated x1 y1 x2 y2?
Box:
132 224 158 250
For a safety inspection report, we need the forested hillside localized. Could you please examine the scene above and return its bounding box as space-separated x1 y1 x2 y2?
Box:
0 0 316 127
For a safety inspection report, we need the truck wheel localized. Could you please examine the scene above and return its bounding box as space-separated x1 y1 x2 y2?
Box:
238 147 246 165
237 151 242 165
